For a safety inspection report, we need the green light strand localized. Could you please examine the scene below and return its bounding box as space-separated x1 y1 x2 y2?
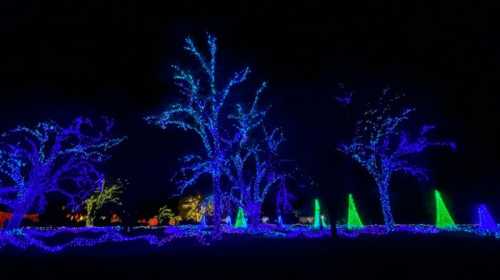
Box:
434 190 456 228
347 193 364 230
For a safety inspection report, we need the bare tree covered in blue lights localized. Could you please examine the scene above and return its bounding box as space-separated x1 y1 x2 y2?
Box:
146 34 261 228
223 87 292 226
0 117 125 229
339 89 455 230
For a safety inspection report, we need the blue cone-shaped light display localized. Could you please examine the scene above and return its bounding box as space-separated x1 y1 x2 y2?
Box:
477 204 497 232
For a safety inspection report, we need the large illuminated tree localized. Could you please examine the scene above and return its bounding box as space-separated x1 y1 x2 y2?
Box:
224 88 289 226
339 89 455 230
0 117 125 229
146 34 262 228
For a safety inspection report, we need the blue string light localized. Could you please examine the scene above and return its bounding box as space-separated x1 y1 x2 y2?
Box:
2 223 499 253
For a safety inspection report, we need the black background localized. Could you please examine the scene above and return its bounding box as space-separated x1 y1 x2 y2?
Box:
0 1 499 279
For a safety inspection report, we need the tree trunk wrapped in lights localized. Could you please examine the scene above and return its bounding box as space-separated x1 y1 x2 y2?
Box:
0 117 125 229
220 77 305 228
225 116 293 228
339 89 455 230
145 33 285 230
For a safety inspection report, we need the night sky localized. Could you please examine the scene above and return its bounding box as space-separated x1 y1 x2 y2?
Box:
0 2 498 225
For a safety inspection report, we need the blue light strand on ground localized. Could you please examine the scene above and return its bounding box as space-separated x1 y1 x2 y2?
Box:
1 224 499 253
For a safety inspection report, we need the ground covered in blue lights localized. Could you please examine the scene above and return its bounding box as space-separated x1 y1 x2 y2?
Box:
1 224 499 253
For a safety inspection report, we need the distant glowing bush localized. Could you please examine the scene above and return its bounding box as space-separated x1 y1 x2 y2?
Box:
178 194 203 222
84 179 124 226
158 204 175 225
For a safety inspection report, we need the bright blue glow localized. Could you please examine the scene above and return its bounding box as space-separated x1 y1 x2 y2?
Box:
145 34 257 228
277 215 284 226
0 117 125 229
200 214 207 227
477 204 497 232
225 215 232 227
146 33 295 228
226 105 288 226
224 80 283 227
1 224 499 253
339 89 455 229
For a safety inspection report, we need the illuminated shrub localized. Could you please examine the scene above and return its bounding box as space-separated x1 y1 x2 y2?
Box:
84 179 124 226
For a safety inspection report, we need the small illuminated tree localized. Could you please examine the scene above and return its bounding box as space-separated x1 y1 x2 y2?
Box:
84 179 124 226
226 129 288 227
0 117 125 229
339 89 455 230
146 33 263 228
158 204 175 225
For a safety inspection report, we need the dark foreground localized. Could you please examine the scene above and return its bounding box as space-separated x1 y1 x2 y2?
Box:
1 233 499 279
